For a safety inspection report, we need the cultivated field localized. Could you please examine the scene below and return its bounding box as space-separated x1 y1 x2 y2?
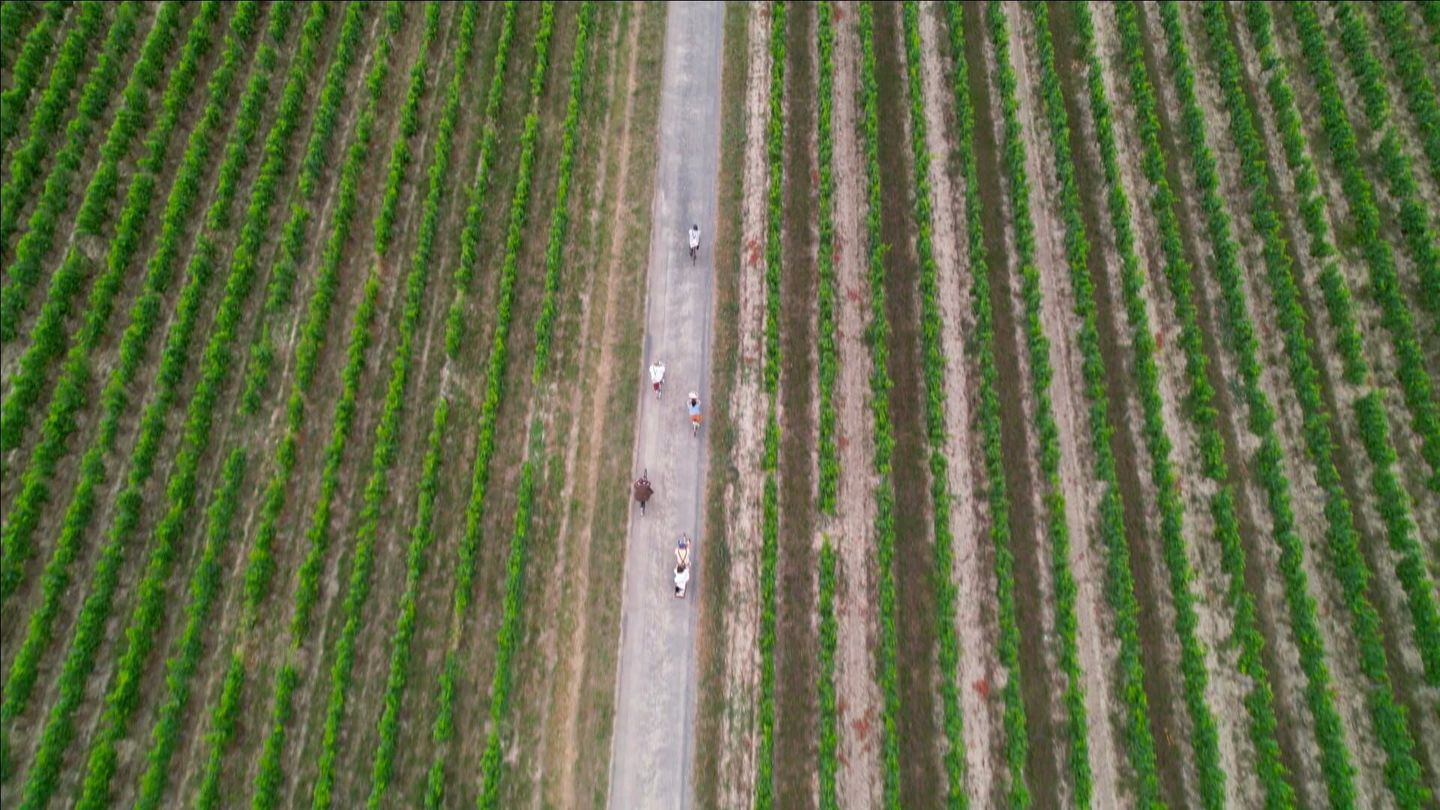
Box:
696 1 1440 809
0 2 1437 809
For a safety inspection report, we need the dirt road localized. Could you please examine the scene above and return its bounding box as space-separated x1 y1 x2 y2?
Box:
606 4 724 808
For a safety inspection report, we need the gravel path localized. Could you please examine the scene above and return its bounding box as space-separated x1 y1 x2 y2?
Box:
606 4 725 808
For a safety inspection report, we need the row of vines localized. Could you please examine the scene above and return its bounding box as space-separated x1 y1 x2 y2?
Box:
422 5 556 806
898 3 967 805
1070 3 1298 807
856 4 902 805
0 1 274 787
753 2 785 809
1147 1 1429 805
814 2 839 807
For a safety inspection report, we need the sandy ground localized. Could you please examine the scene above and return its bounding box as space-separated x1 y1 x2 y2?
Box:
914 3 1004 802
605 3 725 808
825 4 883 806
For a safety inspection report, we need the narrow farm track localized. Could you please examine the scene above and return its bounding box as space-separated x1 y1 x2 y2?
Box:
608 3 722 808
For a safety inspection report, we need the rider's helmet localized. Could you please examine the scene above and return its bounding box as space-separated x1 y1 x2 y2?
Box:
688 391 699 402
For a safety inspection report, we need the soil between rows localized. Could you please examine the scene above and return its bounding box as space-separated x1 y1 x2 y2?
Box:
775 3 820 807
872 3 944 806
959 3 1061 806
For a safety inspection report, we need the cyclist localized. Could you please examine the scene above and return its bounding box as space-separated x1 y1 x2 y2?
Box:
649 359 666 398
688 392 702 436
688 223 701 263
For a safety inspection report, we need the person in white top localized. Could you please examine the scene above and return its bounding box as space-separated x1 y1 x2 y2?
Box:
673 534 691 597
688 223 701 263
649 360 665 398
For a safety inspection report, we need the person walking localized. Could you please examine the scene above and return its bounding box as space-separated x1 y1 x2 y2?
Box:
632 471 653 515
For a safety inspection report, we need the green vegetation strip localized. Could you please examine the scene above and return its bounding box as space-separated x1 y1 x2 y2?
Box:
1111 3 1360 805
1153 3 1429 806
994 3 1176 805
0 0 64 146
856 4 903 805
815 5 839 806
0 0 216 589
0 2 105 277
306 8 479 808
1206 0 1439 689
1331 1 1440 327
0 0 267 773
0 1 241 594
1285 3 1440 492
0 1 184 449
239 2 372 414
0 0 140 352
817 1 838 514
373 1 441 258
816 540 839 810
1373 2 1440 187
476 10 592 807
365 9 517 809
0 1 41 62
234 5 421 807
77 6 368 809
7 1 300 801
14 5 326 806
940 3 1028 804
442 0 544 356
898 3 969 805
755 3 785 808
1070 4 1297 808
420 5 556 806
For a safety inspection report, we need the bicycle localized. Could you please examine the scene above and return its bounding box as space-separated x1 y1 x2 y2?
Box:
688 392 702 437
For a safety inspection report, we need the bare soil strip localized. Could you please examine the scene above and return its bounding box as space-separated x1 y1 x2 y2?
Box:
963 4 1068 804
525 7 638 806
916 2 1006 802
824 4 884 805
776 4 820 808
871 4 945 804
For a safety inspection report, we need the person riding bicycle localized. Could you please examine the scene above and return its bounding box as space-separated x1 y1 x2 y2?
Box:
688 223 701 262
674 534 691 596
688 392 702 433
649 359 666 397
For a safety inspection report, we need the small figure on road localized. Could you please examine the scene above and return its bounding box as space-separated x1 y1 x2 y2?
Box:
688 223 701 264
674 533 691 597
633 471 653 515
688 392 702 436
649 359 666 399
